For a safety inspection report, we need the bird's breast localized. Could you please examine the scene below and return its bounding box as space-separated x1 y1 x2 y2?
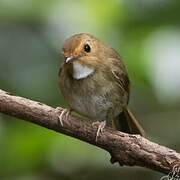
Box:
59 70 125 121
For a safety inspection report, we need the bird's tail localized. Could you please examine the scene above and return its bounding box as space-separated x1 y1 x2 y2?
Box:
113 108 145 136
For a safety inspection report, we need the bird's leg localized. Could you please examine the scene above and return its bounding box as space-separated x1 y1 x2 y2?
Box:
106 108 120 164
55 107 72 126
92 121 106 142
106 108 114 127
92 108 113 142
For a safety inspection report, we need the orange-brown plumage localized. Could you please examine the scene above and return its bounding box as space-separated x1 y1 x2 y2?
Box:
59 33 144 137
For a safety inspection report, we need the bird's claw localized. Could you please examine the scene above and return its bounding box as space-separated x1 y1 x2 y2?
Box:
92 121 106 142
55 108 70 126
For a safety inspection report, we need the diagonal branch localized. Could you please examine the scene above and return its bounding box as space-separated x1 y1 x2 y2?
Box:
0 89 180 175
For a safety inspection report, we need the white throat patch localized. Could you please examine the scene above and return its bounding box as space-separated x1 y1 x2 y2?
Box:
73 62 94 80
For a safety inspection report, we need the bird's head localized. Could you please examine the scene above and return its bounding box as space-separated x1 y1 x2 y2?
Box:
61 33 120 79
61 33 105 67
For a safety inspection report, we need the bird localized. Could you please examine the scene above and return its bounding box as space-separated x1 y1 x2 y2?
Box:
58 33 144 141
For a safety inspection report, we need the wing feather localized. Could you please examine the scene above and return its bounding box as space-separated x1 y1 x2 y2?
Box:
108 58 130 103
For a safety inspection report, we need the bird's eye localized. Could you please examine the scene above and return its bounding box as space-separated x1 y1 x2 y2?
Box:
84 44 91 53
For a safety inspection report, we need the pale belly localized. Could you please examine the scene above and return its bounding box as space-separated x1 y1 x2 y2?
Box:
67 92 123 122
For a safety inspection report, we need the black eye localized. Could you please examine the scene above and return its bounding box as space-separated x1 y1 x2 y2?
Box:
84 44 91 52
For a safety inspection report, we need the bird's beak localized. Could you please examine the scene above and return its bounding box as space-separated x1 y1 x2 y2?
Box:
65 56 77 63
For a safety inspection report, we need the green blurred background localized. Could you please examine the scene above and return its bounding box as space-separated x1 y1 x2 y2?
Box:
0 0 180 179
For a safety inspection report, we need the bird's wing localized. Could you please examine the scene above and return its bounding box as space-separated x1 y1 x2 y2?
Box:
58 63 64 77
58 66 62 77
108 58 130 102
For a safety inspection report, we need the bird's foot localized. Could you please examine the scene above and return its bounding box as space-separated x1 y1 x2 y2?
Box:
92 121 106 142
55 107 71 126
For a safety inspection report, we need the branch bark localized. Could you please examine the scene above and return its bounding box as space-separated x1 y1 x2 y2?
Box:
0 89 180 175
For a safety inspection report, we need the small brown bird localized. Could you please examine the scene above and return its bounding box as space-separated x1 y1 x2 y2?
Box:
58 33 144 140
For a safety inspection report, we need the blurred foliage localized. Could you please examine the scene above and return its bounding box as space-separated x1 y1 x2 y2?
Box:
0 0 180 179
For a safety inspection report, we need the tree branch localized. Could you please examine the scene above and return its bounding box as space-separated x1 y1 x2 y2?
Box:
0 89 180 175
